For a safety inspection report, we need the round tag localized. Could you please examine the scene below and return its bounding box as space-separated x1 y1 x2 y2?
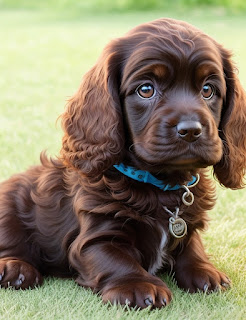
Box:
169 217 187 238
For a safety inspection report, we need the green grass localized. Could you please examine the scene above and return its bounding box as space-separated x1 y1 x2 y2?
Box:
0 8 246 320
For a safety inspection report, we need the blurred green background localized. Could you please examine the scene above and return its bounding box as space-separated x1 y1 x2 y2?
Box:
0 0 246 11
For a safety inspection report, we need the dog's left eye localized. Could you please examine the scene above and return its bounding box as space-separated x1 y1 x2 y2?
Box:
201 84 214 100
136 83 156 99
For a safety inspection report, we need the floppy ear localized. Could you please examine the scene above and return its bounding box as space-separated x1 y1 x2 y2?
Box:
60 44 124 178
214 48 246 189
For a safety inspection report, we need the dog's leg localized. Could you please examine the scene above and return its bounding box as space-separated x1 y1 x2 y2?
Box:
69 240 172 309
0 175 44 289
173 232 230 292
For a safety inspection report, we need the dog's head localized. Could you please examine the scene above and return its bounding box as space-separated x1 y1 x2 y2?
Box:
60 18 246 189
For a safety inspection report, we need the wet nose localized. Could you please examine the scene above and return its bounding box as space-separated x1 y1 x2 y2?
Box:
177 121 202 142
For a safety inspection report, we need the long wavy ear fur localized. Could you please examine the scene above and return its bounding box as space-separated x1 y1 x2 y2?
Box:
60 43 124 178
214 47 246 189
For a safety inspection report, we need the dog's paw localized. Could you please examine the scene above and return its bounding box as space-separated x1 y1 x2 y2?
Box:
175 264 231 293
102 278 172 309
0 258 43 289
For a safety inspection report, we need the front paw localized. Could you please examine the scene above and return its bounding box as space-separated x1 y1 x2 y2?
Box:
102 277 172 309
175 264 231 293
0 258 43 289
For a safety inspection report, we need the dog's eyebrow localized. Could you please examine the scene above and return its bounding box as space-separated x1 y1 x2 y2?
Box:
120 63 169 93
194 63 226 94
195 62 223 77
152 65 167 79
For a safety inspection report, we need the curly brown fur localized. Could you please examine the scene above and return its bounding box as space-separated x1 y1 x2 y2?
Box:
0 18 245 309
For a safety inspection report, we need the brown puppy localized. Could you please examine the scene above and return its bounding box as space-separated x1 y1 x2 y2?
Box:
0 18 245 309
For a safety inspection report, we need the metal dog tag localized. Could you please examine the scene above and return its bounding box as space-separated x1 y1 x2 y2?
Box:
169 217 187 239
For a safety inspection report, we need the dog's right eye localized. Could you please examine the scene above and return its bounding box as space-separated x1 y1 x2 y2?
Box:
201 83 214 100
136 83 156 99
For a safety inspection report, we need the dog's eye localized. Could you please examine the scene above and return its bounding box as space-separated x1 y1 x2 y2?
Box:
201 84 214 100
136 83 156 99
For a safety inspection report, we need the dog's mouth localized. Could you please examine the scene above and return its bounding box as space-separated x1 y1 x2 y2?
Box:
131 140 223 172
131 152 212 174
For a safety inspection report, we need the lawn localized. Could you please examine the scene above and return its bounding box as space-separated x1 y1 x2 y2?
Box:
0 8 246 320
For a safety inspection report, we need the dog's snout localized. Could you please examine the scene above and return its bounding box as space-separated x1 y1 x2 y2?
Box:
177 121 202 142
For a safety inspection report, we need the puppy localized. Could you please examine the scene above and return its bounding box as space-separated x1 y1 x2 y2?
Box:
0 18 245 309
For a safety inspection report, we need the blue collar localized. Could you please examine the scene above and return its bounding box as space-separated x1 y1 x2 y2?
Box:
113 163 198 191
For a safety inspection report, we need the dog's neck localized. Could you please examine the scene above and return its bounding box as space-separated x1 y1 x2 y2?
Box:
113 163 199 191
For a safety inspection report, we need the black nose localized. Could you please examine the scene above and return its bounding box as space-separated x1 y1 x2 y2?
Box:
177 121 202 142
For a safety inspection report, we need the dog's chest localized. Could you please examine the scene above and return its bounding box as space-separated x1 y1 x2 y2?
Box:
148 226 168 275
134 219 169 275
118 183 184 274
